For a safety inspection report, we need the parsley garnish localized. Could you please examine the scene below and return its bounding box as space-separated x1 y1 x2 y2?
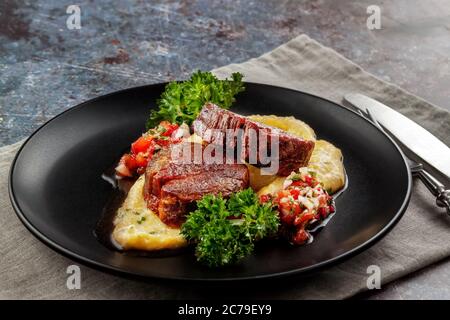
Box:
181 189 279 267
146 71 245 129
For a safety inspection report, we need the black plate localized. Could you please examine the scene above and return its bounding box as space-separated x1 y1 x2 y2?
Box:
9 83 411 281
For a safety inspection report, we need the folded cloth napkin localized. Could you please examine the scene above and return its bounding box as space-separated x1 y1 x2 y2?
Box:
1 35 449 299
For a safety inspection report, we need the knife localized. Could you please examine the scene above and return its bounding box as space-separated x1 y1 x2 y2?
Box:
344 93 450 179
354 106 450 216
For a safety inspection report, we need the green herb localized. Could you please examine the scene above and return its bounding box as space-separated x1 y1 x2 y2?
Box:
156 124 167 134
137 216 146 224
146 71 245 129
181 189 279 267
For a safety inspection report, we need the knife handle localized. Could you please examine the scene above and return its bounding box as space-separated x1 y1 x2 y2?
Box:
415 169 450 216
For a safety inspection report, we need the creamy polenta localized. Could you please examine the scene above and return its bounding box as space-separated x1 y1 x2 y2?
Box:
112 175 187 251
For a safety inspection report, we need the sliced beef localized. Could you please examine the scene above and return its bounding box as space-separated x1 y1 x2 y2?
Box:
144 142 249 227
192 103 315 176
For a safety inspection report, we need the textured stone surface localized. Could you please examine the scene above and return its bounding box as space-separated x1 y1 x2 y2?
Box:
1 0 449 299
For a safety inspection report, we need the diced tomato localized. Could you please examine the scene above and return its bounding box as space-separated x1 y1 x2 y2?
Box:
304 175 313 186
276 190 290 200
131 135 153 154
116 121 181 178
122 154 137 170
291 180 307 188
300 212 314 223
115 153 138 178
293 229 309 244
135 153 148 167
259 194 270 203
317 207 329 218
292 202 301 215
155 137 170 147
289 188 300 200
115 162 131 178
280 213 295 225
278 202 290 214
279 208 295 224
159 121 179 137
270 169 336 245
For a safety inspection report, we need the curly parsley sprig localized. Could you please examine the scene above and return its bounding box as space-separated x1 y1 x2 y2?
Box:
146 71 245 129
181 189 279 267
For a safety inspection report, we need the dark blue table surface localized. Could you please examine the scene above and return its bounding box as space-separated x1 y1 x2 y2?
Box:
1 0 449 299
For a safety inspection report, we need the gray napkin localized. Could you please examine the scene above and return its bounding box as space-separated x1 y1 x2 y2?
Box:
1 35 449 299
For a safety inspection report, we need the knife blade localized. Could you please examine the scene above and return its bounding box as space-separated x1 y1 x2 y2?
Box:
344 93 450 179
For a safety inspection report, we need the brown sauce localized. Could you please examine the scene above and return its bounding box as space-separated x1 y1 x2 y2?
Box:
94 162 133 251
94 164 190 258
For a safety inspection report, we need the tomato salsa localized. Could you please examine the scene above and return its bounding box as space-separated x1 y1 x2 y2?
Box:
115 121 181 178
260 167 335 245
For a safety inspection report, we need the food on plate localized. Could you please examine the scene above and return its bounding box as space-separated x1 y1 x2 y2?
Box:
256 176 286 197
308 140 345 194
257 140 345 196
260 168 335 245
112 175 187 250
246 163 278 192
248 115 316 142
252 115 345 195
246 115 316 191
146 71 245 129
143 141 249 228
104 70 346 267
115 121 186 178
193 103 315 176
181 188 279 267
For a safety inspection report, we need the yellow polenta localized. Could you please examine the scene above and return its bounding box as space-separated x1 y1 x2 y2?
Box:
112 175 187 251
248 115 345 195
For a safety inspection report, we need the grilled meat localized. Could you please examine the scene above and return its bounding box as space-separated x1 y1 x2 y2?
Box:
192 103 315 176
144 142 249 227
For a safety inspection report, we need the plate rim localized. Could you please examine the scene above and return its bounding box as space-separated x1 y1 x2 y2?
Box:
8 82 412 281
